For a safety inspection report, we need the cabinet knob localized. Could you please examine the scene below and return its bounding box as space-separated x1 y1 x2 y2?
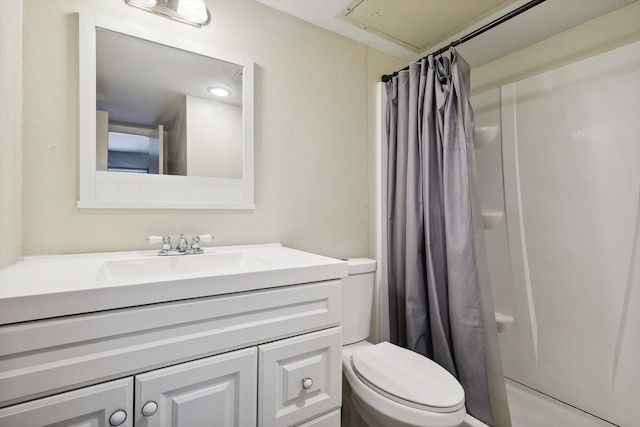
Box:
109 409 127 426
141 400 159 417
302 377 314 390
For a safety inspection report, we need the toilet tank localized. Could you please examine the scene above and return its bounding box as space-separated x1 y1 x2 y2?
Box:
342 258 377 345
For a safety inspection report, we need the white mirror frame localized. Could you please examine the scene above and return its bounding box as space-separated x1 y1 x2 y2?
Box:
78 13 254 209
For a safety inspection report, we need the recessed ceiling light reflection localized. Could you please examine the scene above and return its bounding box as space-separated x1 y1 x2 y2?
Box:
207 86 232 97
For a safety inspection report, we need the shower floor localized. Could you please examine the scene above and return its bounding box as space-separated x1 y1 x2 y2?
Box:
504 378 617 427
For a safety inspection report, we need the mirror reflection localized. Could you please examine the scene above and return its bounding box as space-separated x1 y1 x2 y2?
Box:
95 28 244 178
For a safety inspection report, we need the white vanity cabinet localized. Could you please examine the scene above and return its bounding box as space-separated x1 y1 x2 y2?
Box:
0 278 343 427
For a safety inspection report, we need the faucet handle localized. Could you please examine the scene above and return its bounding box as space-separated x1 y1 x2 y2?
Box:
148 235 172 250
147 235 163 245
191 234 214 250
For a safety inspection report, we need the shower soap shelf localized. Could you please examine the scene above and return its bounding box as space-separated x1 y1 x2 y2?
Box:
474 126 500 149
495 311 515 332
482 211 504 229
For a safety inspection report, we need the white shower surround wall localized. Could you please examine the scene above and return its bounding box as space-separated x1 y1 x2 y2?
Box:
473 40 640 427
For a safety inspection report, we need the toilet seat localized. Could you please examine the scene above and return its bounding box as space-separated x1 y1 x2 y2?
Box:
351 342 465 413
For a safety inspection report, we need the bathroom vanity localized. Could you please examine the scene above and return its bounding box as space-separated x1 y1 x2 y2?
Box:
0 244 346 427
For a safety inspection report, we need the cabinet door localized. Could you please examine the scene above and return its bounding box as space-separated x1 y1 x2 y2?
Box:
0 378 133 427
258 327 341 427
135 347 257 427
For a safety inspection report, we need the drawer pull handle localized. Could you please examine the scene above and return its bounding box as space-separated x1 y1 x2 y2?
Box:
142 400 159 417
302 377 314 390
109 409 127 426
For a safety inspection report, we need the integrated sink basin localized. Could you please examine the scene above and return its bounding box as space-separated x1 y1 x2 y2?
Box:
97 251 274 282
0 243 347 325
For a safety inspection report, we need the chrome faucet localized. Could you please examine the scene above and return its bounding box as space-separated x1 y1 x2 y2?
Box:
177 234 189 251
191 235 203 250
162 236 172 251
147 234 214 256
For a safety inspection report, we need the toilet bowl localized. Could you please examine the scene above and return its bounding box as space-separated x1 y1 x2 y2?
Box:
342 259 466 427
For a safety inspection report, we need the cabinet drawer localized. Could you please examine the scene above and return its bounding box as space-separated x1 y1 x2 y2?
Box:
0 377 133 427
258 327 341 427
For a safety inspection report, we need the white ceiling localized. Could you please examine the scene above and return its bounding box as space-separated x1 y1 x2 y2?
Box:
256 0 636 66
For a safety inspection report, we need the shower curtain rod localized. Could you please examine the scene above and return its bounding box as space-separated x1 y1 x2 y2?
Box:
380 0 547 82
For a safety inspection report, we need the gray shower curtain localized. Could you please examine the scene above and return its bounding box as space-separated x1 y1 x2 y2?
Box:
386 50 511 427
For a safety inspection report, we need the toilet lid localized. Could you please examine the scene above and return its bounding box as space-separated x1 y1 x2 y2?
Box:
351 342 465 412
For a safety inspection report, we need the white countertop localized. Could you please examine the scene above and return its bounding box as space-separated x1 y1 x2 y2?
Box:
0 243 347 325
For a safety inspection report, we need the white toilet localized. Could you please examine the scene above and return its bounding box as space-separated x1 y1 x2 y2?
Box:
341 259 467 427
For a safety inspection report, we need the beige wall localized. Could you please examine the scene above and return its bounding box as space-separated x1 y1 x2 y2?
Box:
0 0 23 268
18 0 638 262
20 0 405 258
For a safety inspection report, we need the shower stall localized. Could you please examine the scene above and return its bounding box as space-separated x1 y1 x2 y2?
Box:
471 40 640 426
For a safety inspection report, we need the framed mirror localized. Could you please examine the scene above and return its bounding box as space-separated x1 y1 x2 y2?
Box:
78 13 254 209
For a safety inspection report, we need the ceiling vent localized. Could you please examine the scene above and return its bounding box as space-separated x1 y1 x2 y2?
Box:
338 0 516 53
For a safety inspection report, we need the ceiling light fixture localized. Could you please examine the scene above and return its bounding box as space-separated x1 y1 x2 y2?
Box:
177 0 209 25
207 85 232 97
125 0 210 27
